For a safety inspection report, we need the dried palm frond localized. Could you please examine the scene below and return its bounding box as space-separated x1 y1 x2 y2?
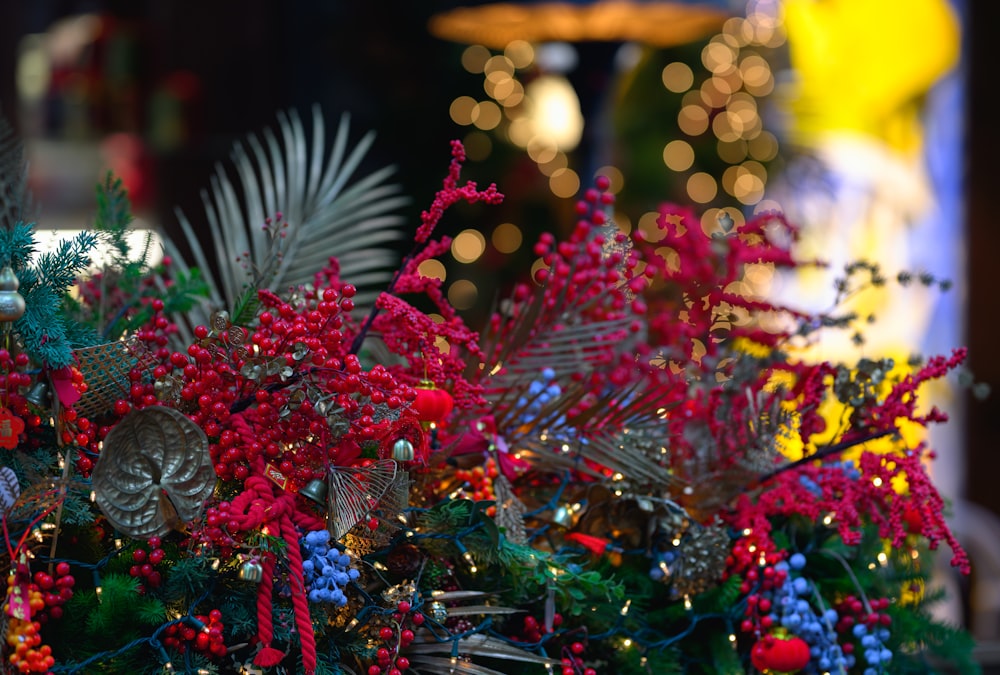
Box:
407 634 559 670
491 474 527 545
498 378 678 488
162 106 408 338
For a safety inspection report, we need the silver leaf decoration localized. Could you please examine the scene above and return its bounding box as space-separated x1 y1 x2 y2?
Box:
92 406 215 538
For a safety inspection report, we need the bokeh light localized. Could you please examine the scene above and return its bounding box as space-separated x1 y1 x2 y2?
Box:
461 45 491 73
538 151 568 176
661 62 694 93
686 172 718 203
452 229 487 263
663 139 695 171
418 259 447 281
747 131 778 161
463 131 492 161
504 39 534 69
471 100 502 130
492 222 523 254
448 279 479 310
717 139 748 163
678 105 709 136
450 96 477 126
638 211 664 241
549 167 581 198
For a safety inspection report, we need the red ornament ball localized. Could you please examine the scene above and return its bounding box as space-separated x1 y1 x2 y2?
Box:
411 381 453 424
750 633 811 673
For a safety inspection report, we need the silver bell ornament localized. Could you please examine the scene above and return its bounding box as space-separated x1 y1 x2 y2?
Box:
239 559 264 583
299 479 328 506
0 266 25 324
392 439 415 462
24 381 50 408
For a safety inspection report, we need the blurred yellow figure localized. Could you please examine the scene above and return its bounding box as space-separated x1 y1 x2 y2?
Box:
771 0 962 360
783 0 960 154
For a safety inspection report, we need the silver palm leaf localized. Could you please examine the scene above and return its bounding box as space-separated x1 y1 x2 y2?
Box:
162 105 408 336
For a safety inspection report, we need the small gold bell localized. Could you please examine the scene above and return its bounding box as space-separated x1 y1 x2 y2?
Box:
298 479 328 506
239 559 264 583
392 439 415 462
0 266 25 324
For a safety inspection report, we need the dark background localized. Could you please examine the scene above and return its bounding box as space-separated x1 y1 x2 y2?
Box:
1 0 998 530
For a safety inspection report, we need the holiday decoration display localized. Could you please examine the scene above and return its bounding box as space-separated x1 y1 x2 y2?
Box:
0 107 980 675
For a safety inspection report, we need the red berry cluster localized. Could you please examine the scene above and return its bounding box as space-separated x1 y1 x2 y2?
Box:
173 282 417 490
162 609 226 658
30 562 75 622
833 595 892 635
366 601 421 675
199 500 239 552
516 612 563 644
0 350 42 444
128 537 166 590
558 640 596 675
738 563 790 634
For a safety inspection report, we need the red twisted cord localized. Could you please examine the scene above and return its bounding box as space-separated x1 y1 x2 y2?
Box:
280 508 317 674
227 414 320 673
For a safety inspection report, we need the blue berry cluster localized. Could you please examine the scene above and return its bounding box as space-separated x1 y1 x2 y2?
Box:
648 548 677 582
752 553 891 675
852 620 893 674
516 368 562 420
300 529 359 606
771 553 854 673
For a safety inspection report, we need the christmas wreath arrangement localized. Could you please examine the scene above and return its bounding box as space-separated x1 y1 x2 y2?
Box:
0 110 978 674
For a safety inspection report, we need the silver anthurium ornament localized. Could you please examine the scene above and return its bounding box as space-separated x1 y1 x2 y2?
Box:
92 406 216 538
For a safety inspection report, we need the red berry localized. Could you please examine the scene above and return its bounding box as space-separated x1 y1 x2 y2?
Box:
397 601 411 613
571 642 585 654
379 626 394 641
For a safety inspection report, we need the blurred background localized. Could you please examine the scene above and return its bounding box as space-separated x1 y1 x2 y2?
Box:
1 0 998 655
